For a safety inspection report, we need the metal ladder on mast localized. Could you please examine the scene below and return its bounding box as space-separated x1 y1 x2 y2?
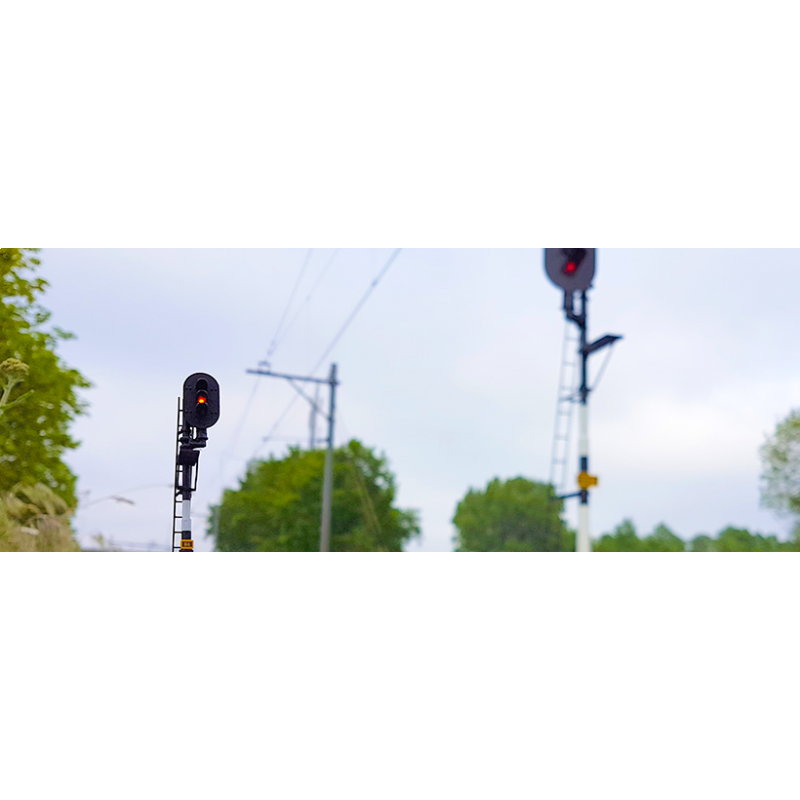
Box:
171 399 186 552
549 319 581 494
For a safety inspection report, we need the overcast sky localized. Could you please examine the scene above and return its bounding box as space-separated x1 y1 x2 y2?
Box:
39 248 800 551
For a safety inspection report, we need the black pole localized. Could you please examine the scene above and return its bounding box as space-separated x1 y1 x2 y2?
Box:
579 291 588 405
579 291 589 509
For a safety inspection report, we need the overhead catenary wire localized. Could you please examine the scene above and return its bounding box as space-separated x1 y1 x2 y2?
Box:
346 452 383 541
264 248 315 363
252 393 302 460
256 248 403 456
224 377 262 460
208 248 401 546
337 411 383 539
265 249 341 361
226 248 317 464
310 248 402 375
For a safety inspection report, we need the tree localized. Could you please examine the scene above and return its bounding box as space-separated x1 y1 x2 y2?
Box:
213 440 420 551
452 477 572 552
594 520 685 552
0 353 80 551
643 523 685 552
593 519 644 552
761 410 800 516
690 535 715 552
760 409 800 546
713 527 790 552
0 249 90 507
0 358 33 416
761 409 800 517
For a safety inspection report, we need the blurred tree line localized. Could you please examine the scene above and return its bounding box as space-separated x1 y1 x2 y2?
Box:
219 398 800 552
594 519 800 552
448 403 800 553
452 477 800 553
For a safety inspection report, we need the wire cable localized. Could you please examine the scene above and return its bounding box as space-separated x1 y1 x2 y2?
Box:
224 377 262 460
264 248 314 363
310 248 402 375
226 249 318 466
256 248 403 455
267 248 341 360
338 412 383 538
255 393 302 459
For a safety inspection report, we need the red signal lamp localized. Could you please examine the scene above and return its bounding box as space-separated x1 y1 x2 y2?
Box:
544 248 596 292
182 373 220 429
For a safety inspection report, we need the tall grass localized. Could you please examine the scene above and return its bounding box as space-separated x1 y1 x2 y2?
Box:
0 483 80 552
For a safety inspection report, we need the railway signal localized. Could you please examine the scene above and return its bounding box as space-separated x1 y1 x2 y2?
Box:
544 249 621 553
545 248 596 292
183 373 220 429
172 373 221 552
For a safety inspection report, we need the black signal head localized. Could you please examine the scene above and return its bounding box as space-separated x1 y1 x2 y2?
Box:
183 372 220 428
544 248 597 292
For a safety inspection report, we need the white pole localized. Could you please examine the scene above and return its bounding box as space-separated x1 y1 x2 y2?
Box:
182 498 191 533
182 496 192 548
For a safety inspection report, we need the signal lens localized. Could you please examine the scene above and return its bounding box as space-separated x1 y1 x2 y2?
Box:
198 396 207 404
565 261 577 274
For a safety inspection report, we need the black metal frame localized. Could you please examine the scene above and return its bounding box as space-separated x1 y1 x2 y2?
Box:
171 399 209 552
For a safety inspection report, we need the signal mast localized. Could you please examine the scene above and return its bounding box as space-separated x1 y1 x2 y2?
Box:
544 249 622 553
171 373 221 552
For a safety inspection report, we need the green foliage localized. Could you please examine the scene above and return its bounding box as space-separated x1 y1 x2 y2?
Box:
761 411 800 513
597 521 798 552
713 527 794 552
594 520 685 552
644 523 686 552
594 519 644 551
0 358 33 413
213 440 420 552
453 477 572 552
761 409 800 519
0 249 90 507
0 482 80 552
689 535 715 552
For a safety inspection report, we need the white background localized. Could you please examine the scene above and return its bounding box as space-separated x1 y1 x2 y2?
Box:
2 0 800 797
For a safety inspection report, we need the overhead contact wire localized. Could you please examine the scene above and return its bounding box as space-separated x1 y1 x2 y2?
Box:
260 248 403 450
